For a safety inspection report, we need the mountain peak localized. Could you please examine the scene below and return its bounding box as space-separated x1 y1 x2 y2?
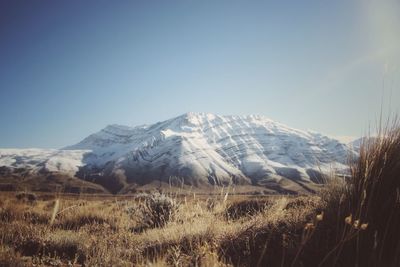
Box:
102 124 134 132
0 113 357 194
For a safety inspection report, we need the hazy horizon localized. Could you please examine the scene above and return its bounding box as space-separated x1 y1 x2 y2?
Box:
1 0 399 148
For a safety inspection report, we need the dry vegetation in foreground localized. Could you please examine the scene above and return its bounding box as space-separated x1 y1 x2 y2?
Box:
0 191 321 266
1 122 399 266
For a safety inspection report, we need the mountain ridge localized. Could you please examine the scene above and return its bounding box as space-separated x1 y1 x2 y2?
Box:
0 112 357 194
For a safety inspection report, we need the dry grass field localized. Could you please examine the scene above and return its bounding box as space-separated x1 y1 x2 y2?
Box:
1 122 399 266
0 191 323 266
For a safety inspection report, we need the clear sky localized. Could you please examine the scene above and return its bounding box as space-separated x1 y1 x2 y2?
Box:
0 0 399 148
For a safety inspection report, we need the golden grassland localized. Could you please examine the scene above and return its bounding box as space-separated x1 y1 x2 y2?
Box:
0 191 323 266
0 121 399 266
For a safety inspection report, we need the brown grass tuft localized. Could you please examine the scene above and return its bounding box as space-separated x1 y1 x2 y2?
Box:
345 120 400 266
300 119 400 266
224 199 273 220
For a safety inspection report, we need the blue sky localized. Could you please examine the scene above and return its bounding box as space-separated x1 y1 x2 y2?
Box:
0 0 399 148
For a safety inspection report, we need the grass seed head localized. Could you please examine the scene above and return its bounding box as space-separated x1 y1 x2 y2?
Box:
345 214 352 225
360 223 368 230
304 222 314 230
316 212 324 221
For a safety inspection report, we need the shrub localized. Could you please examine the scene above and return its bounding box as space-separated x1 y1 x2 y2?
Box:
127 193 179 232
225 199 272 220
15 192 37 203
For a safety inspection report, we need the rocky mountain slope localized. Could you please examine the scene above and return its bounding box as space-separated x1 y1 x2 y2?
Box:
0 113 356 194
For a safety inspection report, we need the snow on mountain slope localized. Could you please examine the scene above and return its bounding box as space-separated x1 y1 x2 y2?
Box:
0 113 356 191
0 148 89 174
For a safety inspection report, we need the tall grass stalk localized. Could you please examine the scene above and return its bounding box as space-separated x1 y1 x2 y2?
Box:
317 118 400 266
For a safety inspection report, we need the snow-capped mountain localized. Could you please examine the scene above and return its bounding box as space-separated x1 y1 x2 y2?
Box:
0 148 89 174
0 113 356 193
